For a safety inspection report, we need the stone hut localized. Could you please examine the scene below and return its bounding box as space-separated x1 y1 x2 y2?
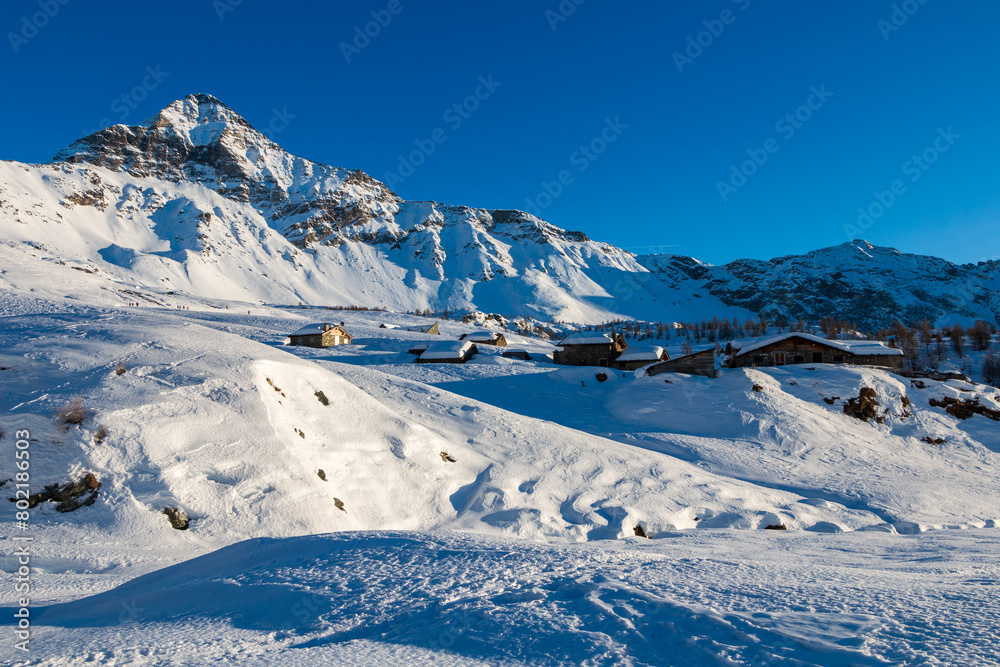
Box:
459 331 508 347
403 321 440 335
288 323 353 348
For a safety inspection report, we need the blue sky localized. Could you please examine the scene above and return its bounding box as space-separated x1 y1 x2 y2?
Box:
2 0 998 265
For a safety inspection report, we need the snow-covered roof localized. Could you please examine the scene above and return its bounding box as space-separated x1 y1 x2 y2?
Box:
290 323 345 337
730 332 902 357
463 331 501 341
558 332 618 346
616 346 665 362
418 340 476 360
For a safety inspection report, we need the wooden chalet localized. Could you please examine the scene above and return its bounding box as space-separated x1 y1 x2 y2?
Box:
612 345 669 371
502 348 532 361
643 348 717 378
415 340 478 364
459 331 508 347
726 333 904 370
288 323 353 348
552 332 627 367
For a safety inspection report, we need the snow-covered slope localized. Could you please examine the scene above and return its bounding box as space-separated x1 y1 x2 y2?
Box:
2 93 997 328
1 279 998 664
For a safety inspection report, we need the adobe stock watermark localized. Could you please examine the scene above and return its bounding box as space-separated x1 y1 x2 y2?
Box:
844 126 959 239
673 0 751 73
213 0 242 21
259 107 296 142
340 0 407 63
8 0 70 54
12 428 32 653
522 117 628 218
716 85 834 202
545 0 586 31
382 75 502 189
878 0 930 41
80 65 170 137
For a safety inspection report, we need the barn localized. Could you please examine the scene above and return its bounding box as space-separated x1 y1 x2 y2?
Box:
459 331 508 347
726 333 904 369
552 332 627 367
415 340 478 364
612 345 669 371
287 323 353 348
642 348 717 378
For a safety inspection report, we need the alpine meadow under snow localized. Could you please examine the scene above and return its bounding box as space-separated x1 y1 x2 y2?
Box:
1 95 999 666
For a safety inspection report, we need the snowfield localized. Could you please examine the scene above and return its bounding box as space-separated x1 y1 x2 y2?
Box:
0 290 998 665
18 529 1000 666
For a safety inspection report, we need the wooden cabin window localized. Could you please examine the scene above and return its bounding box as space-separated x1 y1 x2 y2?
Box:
833 355 845 362
753 356 765 364
773 352 786 365
793 355 805 363
812 352 823 362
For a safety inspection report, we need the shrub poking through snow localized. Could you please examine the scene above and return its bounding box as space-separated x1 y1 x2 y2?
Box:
764 523 788 530
752 384 764 393
844 387 883 423
823 396 839 405
28 473 100 512
114 361 127 376
929 397 1000 421
922 436 946 445
440 451 457 463
315 390 330 406
316 469 327 481
633 525 650 538
55 397 91 427
93 424 108 444
595 373 608 383
900 395 912 417
333 498 346 512
294 428 305 438
162 507 190 530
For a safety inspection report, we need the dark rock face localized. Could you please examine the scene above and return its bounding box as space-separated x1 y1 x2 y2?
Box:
55 94 400 249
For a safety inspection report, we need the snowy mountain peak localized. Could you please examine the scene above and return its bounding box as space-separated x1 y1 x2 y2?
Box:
144 93 258 147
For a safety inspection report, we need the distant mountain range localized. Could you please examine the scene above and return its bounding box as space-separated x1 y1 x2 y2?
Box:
1 93 997 329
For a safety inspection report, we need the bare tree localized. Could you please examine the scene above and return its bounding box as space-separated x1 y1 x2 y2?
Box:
950 324 965 358
984 353 1000 387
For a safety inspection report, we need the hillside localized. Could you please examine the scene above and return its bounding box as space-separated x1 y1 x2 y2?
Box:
1 288 998 664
